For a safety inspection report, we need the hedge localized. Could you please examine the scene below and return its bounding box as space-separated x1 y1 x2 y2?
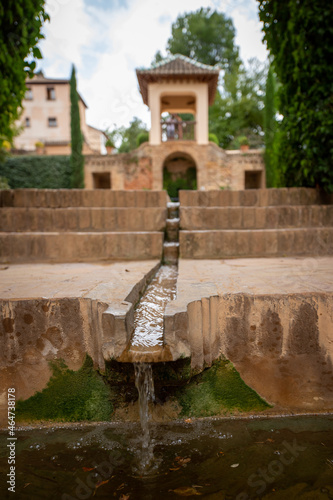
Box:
0 155 72 189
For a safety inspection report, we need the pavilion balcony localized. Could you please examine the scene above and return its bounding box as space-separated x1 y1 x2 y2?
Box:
161 120 196 142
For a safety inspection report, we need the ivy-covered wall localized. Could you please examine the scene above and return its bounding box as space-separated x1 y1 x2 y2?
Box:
0 155 71 189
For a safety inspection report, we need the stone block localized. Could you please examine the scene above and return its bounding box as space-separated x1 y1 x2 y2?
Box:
277 229 295 255
65 209 79 231
90 208 104 231
255 207 266 229
215 208 229 229
104 209 117 231
0 208 12 232
264 230 278 255
0 233 12 260
38 209 53 232
323 206 333 227
26 209 39 232
293 229 307 254
52 209 68 231
310 206 321 227
266 207 279 229
0 190 14 207
258 189 269 207
299 206 311 227
103 190 115 207
220 231 236 257
78 209 91 230
46 190 60 208
135 191 146 208
250 231 265 256
242 207 256 229
228 207 242 229
239 190 259 207
229 191 240 207
218 190 230 207
236 231 251 256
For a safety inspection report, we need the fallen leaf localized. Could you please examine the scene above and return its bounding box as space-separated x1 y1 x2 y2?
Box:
82 466 95 472
117 483 125 490
96 479 109 489
24 483 31 488
170 486 202 496
184 418 192 423
170 466 181 471
119 495 130 500
231 463 239 468
266 438 274 443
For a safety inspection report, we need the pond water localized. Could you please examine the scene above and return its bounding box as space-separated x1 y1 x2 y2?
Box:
1 416 332 499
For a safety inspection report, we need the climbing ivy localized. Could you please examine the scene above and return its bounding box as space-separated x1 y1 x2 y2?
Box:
257 0 333 192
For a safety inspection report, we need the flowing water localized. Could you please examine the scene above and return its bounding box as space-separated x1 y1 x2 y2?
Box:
131 264 178 348
1 416 332 499
134 363 156 470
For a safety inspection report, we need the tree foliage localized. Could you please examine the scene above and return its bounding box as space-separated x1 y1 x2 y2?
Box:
209 58 267 149
0 1 49 144
117 117 148 153
166 7 240 71
70 65 84 188
257 0 333 191
264 65 277 186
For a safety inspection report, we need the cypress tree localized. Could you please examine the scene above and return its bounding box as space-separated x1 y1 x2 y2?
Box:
70 65 84 188
264 65 277 187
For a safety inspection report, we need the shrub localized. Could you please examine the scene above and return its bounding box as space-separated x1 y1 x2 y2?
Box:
208 133 219 145
0 155 72 188
136 131 149 147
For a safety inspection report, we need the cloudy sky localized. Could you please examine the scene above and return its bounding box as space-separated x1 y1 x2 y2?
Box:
38 0 268 132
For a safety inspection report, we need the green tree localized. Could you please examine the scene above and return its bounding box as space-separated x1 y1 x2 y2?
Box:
209 58 267 149
257 0 333 192
118 117 148 153
70 65 84 188
0 1 49 145
264 65 277 186
167 7 240 71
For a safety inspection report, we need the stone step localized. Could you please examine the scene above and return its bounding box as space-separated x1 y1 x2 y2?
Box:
0 207 166 232
179 228 333 258
180 205 333 230
0 232 164 263
0 189 167 208
179 188 333 207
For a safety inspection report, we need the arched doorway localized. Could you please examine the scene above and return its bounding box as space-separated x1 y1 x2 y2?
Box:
163 152 197 200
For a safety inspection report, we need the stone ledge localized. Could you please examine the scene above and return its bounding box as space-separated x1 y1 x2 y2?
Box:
179 228 333 258
180 205 333 230
0 207 167 232
0 231 164 262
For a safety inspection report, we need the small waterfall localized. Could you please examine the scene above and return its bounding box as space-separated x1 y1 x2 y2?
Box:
134 362 155 469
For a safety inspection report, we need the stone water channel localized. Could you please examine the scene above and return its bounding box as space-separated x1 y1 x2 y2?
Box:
131 201 180 469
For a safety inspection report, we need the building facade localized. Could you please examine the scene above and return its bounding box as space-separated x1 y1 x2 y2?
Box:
15 71 105 155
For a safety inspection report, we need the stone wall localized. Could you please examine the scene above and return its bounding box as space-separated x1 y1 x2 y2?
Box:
0 189 167 263
84 142 265 191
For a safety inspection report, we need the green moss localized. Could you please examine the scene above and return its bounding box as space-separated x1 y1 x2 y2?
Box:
174 359 272 417
16 356 113 422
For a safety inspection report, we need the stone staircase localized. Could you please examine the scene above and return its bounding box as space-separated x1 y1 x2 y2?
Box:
179 188 333 258
0 189 167 263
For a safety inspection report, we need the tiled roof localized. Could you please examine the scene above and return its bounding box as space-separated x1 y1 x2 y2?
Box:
136 54 220 106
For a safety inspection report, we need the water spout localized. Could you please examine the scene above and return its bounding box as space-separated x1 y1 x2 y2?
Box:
134 362 155 469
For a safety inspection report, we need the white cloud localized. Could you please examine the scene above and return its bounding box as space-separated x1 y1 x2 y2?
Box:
39 0 268 131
